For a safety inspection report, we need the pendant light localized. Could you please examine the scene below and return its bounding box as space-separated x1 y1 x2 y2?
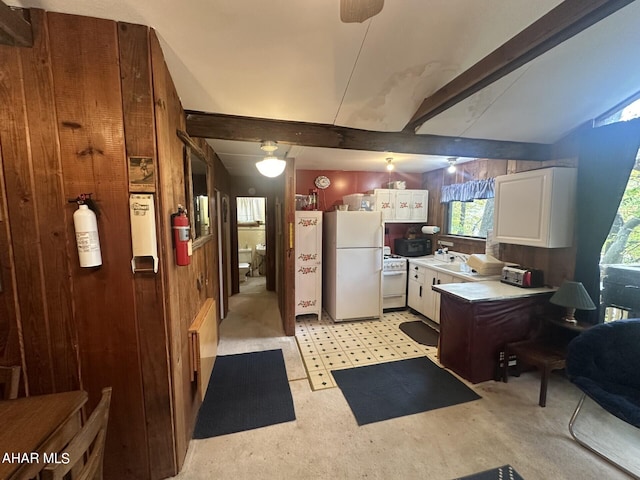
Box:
386 157 394 171
447 158 457 174
256 141 286 177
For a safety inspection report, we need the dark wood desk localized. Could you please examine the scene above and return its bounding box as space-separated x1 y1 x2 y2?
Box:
0 390 88 480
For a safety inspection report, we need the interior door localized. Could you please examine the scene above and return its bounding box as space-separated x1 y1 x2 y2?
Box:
222 193 231 317
281 157 296 336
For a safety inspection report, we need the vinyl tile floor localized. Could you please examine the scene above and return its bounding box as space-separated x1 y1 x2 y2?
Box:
295 310 440 390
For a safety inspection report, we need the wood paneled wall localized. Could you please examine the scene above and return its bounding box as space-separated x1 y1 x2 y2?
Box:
0 10 222 479
423 158 578 287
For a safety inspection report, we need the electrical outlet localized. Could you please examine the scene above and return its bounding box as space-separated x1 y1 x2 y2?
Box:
438 240 454 247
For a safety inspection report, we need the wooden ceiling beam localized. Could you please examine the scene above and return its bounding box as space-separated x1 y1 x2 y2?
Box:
0 2 32 47
404 0 635 132
186 111 551 161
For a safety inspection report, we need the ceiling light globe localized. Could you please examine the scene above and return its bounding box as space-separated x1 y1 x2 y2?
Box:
447 164 456 173
256 156 286 177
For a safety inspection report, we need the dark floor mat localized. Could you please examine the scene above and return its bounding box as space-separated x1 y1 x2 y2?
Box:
453 464 524 480
399 321 439 346
332 357 480 425
193 349 296 438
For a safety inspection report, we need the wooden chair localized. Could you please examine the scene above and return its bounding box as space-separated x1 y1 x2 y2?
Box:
0 365 21 400
42 387 112 480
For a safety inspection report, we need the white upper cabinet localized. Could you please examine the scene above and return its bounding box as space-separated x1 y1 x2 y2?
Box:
368 189 429 223
493 167 577 248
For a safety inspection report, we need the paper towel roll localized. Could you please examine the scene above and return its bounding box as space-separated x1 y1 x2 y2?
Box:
421 226 440 234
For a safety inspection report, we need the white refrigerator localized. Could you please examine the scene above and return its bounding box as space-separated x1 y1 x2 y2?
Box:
323 210 383 322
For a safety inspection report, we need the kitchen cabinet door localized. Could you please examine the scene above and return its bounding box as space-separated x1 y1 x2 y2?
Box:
395 190 412 221
434 272 458 324
409 190 428 222
370 189 395 221
407 262 427 316
421 266 439 322
493 167 576 248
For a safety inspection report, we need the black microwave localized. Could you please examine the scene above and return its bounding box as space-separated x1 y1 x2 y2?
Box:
394 238 432 257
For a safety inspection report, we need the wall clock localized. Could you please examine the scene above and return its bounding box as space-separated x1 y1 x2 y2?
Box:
314 175 330 189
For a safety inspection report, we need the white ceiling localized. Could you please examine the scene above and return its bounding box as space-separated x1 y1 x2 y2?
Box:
9 0 640 175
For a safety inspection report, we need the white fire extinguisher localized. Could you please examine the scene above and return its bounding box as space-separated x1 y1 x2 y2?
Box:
73 194 102 267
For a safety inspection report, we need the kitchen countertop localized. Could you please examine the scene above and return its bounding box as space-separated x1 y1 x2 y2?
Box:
407 255 500 283
433 280 556 303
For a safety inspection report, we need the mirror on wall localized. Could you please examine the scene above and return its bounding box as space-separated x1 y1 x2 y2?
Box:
177 130 212 244
189 148 211 239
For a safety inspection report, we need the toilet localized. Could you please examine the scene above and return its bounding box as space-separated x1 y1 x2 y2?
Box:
238 248 252 282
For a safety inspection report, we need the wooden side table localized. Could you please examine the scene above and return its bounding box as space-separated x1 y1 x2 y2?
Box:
503 339 567 407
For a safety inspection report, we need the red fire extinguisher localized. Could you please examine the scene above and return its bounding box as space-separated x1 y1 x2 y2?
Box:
172 205 190 266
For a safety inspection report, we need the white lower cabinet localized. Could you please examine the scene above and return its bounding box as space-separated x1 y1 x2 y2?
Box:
433 272 457 324
295 211 322 317
408 262 465 323
408 263 427 314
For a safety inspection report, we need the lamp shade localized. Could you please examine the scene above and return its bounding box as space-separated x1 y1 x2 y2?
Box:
550 281 596 310
256 156 286 177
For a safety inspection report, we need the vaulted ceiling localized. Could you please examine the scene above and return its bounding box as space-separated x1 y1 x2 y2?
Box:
5 0 640 175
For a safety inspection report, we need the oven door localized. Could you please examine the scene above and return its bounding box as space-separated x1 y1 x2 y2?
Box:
383 270 407 309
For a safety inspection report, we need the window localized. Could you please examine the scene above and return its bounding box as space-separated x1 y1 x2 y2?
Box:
447 198 494 238
441 178 495 238
597 97 640 322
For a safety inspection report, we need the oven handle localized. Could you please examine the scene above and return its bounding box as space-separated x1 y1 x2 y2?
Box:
383 271 406 276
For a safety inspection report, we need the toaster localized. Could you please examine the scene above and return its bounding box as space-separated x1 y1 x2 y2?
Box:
501 265 544 288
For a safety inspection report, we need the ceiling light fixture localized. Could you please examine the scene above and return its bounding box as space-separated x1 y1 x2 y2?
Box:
447 158 457 174
386 157 394 171
256 141 286 178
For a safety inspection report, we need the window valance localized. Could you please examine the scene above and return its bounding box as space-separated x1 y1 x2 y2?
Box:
440 178 495 203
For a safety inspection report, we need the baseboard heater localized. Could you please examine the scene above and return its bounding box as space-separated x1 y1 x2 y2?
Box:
188 298 218 401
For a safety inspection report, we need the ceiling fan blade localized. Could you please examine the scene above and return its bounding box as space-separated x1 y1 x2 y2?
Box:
340 0 384 23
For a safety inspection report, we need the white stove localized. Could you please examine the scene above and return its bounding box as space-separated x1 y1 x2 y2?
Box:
383 247 408 309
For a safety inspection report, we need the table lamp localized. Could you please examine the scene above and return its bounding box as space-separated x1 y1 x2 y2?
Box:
549 280 596 324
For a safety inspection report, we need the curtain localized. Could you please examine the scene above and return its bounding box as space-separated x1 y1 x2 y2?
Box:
574 118 640 324
440 178 495 203
237 197 266 223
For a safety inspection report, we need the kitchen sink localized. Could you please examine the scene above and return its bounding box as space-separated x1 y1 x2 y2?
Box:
436 263 471 273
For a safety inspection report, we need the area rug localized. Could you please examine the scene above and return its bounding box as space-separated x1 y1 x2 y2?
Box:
193 349 296 438
399 320 439 346
331 357 480 426
453 464 523 480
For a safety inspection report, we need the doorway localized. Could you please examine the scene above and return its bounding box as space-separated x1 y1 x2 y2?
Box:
237 197 267 293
